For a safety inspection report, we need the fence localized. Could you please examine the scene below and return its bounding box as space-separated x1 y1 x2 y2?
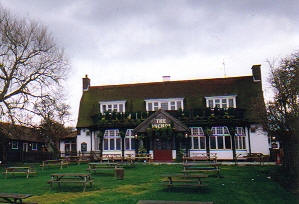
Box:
5 151 55 162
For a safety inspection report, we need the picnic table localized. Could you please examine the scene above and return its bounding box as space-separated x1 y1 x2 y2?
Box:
0 193 33 204
235 153 264 165
87 162 118 174
161 173 208 189
2 167 36 179
137 201 213 204
100 154 122 163
62 156 89 165
40 159 69 170
183 162 221 178
48 173 93 192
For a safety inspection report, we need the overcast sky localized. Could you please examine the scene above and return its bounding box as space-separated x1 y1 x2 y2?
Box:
1 0 298 126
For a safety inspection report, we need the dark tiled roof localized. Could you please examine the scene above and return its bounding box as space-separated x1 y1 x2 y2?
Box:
77 76 265 128
60 131 77 139
0 123 45 143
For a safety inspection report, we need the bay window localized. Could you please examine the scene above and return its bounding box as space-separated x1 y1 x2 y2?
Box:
210 126 232 150
103 129 121 151
125 129 135 150
235 127 246 150
190 127 206 150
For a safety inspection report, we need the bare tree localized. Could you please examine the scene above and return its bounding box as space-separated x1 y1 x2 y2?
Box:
0 6 69 124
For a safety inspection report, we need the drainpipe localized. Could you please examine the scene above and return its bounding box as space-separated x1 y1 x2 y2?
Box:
90 130 93 152
247 126 252 154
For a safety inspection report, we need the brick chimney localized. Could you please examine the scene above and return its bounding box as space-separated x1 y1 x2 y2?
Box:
82 75 90 91
251 65 261 82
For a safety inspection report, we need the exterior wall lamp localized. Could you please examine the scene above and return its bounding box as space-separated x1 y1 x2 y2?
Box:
184 133 188 138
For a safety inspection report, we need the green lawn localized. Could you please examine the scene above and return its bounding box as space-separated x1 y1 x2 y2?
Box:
0 163 297 204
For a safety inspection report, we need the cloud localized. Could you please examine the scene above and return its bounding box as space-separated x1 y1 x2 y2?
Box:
1 0 298 126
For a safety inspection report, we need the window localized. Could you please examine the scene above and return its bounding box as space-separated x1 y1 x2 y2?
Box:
153 102 159 111
11 141 18 150
81 142 87 152
148 103 153 111
177 101 182 110
208 100 213 108
145 98 184 111
229 99 234 108
222 99 227 108
170 101 176 110
125 129 135 150
205 96 237 108
32 143 38 150
103 129 121 151
215 99 220 108
190 127 206 150
99 101 126 113
210 126 231 150
190 127 204 136
161 102 168 110
119 104 124 112
235 127 246 150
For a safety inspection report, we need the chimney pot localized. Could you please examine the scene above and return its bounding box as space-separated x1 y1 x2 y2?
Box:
162 76 171 82
82 75 90 91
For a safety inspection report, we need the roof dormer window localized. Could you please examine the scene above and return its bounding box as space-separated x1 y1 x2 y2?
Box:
205 95 237 109
145 98 184 111
99 100 126 113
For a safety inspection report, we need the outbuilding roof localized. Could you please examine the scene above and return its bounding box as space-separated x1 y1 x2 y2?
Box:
0 123 45 143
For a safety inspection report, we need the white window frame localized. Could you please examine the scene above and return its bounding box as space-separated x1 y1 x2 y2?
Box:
103 129 121 151
99 101 126 113
145 98 184 111
190 127 206 150
32 143 38 151
210 126 232 150
235 127 246 150
205 95 237 108
11 141 18 150
125 129 135 150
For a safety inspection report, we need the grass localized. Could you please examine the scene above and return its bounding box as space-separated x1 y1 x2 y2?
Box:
0 163 298 204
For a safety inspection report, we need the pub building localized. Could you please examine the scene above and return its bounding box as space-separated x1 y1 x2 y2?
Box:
67 65 270 161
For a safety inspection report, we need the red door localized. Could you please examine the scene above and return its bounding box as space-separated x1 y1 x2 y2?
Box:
153 150 172 162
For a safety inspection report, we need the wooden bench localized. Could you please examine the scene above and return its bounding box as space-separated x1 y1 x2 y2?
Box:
235 153 264 165
0 192 36 204
183 163 221 178
138 200 213 204
161 174 208 189
40 160 69 170
100 154 122 163
2 167 36 179
134 154 152 163
48 173 93 192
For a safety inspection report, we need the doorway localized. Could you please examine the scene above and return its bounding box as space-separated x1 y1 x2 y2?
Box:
153 138 173 161
23 143 28 152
